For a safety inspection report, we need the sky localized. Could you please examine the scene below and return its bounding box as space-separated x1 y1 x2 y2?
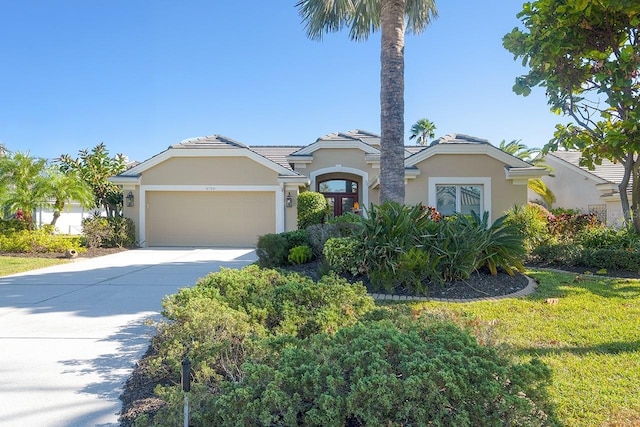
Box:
0 1 570 163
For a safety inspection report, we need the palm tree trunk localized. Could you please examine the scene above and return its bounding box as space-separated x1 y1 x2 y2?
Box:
379 0 406 204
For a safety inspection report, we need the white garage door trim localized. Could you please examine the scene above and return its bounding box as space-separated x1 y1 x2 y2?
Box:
138 184 284 247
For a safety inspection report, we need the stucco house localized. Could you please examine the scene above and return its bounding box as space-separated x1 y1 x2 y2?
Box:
532 151 628 225
110 130 546 247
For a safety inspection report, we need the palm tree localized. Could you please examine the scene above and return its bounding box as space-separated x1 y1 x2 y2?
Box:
44 166 95 227
0 151 49 227
409 118 436 145
296 0 438 204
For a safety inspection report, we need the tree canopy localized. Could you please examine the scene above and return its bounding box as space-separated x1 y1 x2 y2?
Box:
503 0 640 229
58 143 128 218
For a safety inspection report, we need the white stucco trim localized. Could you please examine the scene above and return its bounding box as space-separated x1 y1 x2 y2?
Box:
137 184 283 247
428 177 492 222
310 166 369 213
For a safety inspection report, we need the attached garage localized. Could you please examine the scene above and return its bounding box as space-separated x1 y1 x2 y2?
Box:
110 135 307 248
145 191 276 247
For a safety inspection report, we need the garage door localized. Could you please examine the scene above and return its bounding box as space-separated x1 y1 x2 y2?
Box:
146 191 276 247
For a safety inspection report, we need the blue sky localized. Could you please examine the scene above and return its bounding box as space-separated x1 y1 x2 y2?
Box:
1 1 568 163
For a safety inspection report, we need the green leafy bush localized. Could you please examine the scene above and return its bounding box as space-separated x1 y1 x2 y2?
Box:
532 243 583 266
576 226 640 250
256 230 310 267
0 219 28 234
547 212 600 242
153 265 374 384
297 191 328 229
207 318 555 427
287 245 313 265
0 228 83 253
306 221 359 258
580 248 640 271
505 203 553 253
391 247 440 294
81 215 136 248
323 237 364 276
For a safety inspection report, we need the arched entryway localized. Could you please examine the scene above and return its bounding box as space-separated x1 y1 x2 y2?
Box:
318 177 360 217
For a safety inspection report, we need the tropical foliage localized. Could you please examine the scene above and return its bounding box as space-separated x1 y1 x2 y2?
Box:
503 0 640 231
58 143 128 217
296 0 438 204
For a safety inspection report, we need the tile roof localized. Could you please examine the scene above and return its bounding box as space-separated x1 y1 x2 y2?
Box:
430 134 490 146
171 135 248 149
548 151 626 185
250 146 302 171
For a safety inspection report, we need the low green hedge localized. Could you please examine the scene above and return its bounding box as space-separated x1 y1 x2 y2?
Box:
0 228 83 253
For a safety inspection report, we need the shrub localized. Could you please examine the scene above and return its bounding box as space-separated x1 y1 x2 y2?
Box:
579 248 640 271
357 202 436 286
391 247 441 294
323 237 364 276
532 243 583 266
576 226 640 250
472 212 526 277
306 221 359 258
547 212 600 242
505 203 552 253
0 219 28 234
154 265 374 383
81 215 136 248
287 245 313 265
256 233 288 267
297 191 328 229
207 318 555 427
256 230 310 267
425 215 484 282
0 228 84 253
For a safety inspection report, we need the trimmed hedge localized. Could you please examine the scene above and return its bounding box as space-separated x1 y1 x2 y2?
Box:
256 229 309 267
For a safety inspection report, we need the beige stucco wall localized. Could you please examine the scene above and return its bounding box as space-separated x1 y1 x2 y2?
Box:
121 186 141 245
406 154 526 219
141 156 279 185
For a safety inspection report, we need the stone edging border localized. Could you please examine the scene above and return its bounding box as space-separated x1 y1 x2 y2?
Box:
369 275 538 303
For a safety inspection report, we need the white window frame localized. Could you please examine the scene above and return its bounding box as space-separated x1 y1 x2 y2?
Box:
428 177 491 222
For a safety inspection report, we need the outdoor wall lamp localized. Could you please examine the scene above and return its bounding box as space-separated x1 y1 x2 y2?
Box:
286 192 293 208
126 191 134 207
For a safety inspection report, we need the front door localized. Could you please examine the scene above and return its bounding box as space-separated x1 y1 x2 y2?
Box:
319 179 359 217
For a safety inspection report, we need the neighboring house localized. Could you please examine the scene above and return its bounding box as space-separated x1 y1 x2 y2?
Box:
532 151 627 225
33 203 102 235
110 130 546 248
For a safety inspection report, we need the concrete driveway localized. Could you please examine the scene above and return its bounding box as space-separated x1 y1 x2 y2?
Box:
0 248 256 427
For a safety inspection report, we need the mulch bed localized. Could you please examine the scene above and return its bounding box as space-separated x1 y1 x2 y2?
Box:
0 247 130 259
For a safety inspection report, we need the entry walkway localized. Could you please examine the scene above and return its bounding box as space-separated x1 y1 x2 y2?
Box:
0 248 256 427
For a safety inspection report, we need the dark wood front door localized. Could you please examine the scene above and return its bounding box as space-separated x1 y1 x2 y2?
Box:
319 179 359 217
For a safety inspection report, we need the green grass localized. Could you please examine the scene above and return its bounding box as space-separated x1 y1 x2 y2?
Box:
409 269 640 427
0 256 68 276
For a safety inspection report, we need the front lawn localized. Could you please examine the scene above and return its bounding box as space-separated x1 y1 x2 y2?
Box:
0 256 68 276
410 269 640 427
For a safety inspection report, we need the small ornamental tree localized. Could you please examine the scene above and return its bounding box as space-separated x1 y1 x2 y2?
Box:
503 0 640 231
297 191 328 229
57 143 128 217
